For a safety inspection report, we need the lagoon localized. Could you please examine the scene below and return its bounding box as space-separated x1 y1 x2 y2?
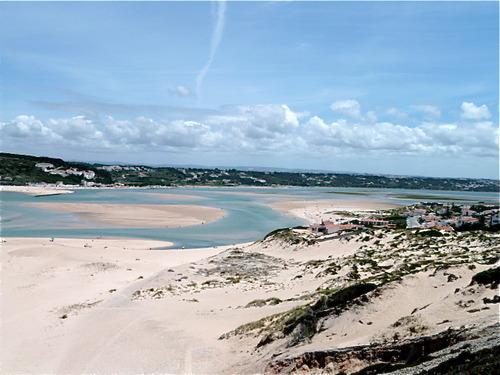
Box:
1 186 497 248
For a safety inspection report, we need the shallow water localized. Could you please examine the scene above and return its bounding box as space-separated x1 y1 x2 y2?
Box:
1 186 497 248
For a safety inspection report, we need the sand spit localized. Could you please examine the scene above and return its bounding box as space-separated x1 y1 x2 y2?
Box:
0 185 74 196
270 199 400 224
1 223 498 373
27 202 226 228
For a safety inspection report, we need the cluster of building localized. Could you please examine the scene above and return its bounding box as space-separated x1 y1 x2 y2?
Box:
35 163 95 180
310 217 396 235
97 165 150 172
404 203 499 231
310 202 499 235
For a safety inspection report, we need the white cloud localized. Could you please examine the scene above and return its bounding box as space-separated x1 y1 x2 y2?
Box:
1 115 65 145
461 101 491 120
171 85 191 97
1 102 497 159
330 99 361 118
304 117 498 157
411 104 441 118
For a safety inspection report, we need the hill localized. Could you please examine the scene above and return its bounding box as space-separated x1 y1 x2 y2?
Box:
0 152 498 192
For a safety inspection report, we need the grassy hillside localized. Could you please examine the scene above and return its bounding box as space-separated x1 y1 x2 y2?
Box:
0 153 112 185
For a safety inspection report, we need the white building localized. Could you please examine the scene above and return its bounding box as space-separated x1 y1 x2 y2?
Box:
35 162 54 172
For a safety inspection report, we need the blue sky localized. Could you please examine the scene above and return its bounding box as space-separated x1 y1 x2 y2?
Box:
1 1 498 178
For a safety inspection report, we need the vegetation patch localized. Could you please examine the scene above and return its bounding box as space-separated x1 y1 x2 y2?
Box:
263 228 316 246
245 297 282 308
471 267 500 288
225 283 377 348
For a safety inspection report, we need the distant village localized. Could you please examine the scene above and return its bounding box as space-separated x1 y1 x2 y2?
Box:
35 162 96 183
310 202 500 235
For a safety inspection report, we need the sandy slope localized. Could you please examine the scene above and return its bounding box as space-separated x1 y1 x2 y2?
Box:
1 237 229 373
0 234 364 373
3 232 496 374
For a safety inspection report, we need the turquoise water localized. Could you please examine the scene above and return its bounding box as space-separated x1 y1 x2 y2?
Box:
1 186 498 248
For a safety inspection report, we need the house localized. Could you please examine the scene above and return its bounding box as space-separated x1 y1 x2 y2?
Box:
310 221 359 234
358 218 392 228
35 162 54 172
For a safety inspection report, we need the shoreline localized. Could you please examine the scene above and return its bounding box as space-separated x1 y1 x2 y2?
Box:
0 185 75 196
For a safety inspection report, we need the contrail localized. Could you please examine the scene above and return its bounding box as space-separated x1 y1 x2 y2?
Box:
196 0 226 100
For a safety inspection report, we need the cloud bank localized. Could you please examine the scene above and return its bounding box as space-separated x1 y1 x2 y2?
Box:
2 101 497 160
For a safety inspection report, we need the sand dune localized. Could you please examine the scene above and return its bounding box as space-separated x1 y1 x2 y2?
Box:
2 226 497 373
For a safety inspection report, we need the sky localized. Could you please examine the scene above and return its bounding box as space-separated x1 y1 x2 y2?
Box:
0 1 498 179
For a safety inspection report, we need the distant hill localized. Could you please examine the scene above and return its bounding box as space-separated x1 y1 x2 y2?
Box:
1 152 498 192
0 152 113 185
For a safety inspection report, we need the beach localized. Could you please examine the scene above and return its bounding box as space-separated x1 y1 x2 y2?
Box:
269 198 399 224
1 237 229 372
0 185 74 196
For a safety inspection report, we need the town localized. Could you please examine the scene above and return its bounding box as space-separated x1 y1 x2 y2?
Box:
310 202 500 235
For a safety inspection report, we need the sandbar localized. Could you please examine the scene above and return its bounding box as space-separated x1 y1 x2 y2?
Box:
27 202 226 228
